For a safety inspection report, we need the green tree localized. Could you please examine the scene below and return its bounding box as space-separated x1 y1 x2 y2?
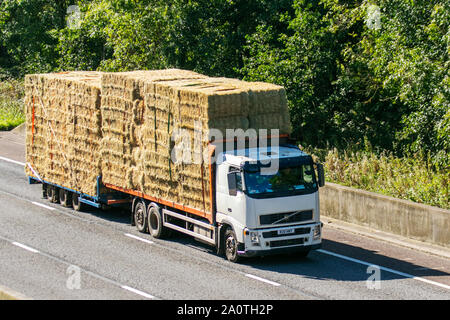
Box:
0 0 71 76
57 0 294 76
164 0 294 77
241 0 449 166
242 0 361 148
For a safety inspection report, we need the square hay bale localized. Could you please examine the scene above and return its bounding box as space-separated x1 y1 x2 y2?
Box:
25 71 102 196
100 69 291 215
26 69 291 218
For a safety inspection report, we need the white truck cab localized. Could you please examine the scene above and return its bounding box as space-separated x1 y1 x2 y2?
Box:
215 145 324 261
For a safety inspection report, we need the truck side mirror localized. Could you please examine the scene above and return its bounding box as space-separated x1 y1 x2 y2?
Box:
317 163 325 187
227 172 237 196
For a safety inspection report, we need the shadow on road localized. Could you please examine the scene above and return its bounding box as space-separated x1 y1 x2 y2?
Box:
168 231 449 283
76 205 131 225
238 239 450 283
54 198 450 284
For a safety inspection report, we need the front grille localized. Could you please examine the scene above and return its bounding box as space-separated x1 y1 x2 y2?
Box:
262 227 310 239
269 238 304 248
259 210 313 225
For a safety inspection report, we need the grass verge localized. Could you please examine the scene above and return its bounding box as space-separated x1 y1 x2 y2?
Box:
305 146 449 210
0 79 25 130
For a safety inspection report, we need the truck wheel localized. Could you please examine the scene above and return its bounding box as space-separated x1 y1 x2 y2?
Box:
72 193 84 211
147 205 167 239
59 189 72 208
42 184 47 199
47 186 60 203
224 228 240 263
46 185 53 201
134 200 148 233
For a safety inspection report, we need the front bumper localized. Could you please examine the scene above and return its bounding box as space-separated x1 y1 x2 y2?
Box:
238 243 322 258
238 222 322 257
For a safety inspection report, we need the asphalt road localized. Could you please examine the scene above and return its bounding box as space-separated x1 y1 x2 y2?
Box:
0 132 449 300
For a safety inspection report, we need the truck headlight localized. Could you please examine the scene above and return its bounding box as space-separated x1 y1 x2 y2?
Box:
250 231 260 244
313 224 321 240
244 229 260 245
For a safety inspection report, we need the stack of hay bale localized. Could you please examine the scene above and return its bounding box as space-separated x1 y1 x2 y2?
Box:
24 71 102 196
100 69 291 214
99 69 208 211
25 69 291 215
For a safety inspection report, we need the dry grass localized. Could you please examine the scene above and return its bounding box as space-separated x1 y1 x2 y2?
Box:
306 146 449 209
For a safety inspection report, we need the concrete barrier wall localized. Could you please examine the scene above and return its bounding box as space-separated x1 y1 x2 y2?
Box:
319 183 450 248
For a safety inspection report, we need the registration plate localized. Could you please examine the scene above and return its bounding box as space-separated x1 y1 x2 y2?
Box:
277 228 295 235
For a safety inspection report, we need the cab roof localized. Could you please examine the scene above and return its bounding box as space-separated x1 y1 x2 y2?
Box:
221 146 310 167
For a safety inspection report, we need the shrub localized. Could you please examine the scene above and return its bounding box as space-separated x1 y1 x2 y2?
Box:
305 146 449 210
0 79 25 130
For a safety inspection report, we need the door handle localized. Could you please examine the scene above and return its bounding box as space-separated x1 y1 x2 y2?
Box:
228 208 232 212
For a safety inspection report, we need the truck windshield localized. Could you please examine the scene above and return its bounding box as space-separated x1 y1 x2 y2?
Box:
243 164 317 198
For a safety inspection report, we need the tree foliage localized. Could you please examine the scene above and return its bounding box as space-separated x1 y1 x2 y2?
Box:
0 0 71 76
0 0 448 166
241 0 449 166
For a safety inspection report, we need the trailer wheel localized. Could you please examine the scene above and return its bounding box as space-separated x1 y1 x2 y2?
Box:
47 186 60 203
134 200 148 233
147 205 168 239
59 189 72 208
42 184 47 199
46 185 53 202
224 228 240 263
72 193 84 211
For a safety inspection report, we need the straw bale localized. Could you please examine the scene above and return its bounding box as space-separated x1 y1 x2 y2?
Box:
25 71 102 196
99 69 291 214
26 69 291 216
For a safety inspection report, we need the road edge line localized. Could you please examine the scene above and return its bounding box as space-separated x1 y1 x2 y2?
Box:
0 156 25 167
0 285 31 300
317 249 450 291
322 215 450 260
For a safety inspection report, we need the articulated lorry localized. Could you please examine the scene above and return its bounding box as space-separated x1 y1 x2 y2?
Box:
25 69 324 262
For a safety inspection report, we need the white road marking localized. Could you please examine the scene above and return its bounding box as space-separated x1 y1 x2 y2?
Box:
31 201 56 211
0 156 25 166
0 235 160 300
318 249 450 291
121 286 155 299
11 242 39 253
245 274 281 287
124 233 154 245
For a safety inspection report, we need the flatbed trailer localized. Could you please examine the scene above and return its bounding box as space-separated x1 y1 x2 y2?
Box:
28 175 131 210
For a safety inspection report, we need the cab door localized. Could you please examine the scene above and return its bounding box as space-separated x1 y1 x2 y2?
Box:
215 164 246 226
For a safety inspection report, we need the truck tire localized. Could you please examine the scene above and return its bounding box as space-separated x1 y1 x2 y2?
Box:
59 189 72 208
147 205 168 239
134 200 148 233
224 228 240 263
47 186 60 204
72 193 84 211
42 184 47 199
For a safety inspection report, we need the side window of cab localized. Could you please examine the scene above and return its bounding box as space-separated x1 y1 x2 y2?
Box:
228 167 243 192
